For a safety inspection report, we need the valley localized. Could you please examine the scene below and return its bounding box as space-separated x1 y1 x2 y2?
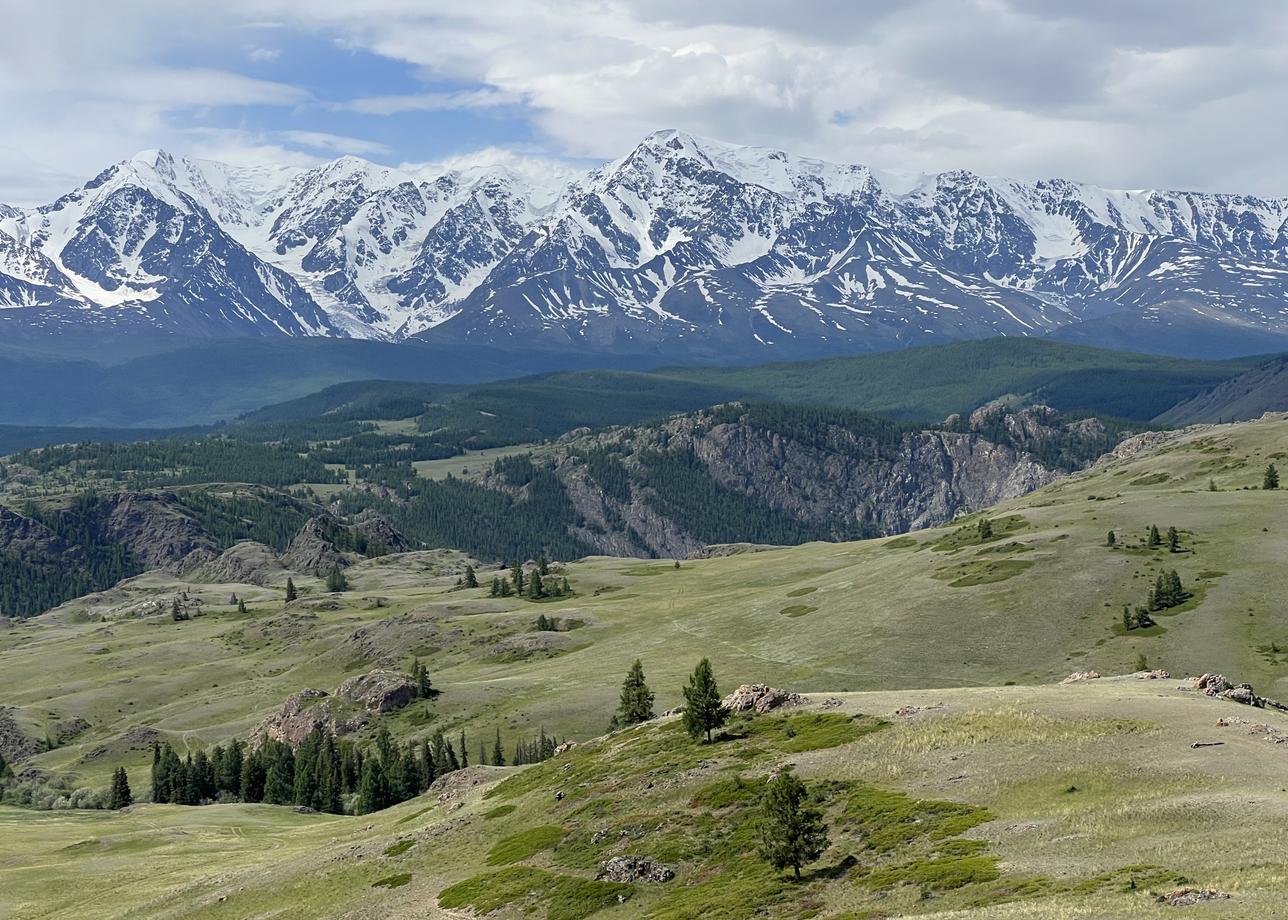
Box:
3 408 1288 917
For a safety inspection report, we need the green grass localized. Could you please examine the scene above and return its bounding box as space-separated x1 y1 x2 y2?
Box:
486 825 565 865
438 866 633 920
371 872 412 889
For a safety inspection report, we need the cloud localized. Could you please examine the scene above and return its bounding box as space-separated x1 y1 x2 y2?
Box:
279 130 391 155
3 1 1288 203
330 88 521 115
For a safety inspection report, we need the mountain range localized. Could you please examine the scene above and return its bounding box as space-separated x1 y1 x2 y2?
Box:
4 129 1288 359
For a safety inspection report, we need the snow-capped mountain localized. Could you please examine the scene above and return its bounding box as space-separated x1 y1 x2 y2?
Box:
3 129 1288 356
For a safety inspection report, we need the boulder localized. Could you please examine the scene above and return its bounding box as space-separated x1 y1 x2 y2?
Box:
1136 668 1171 680
1157 887 1230 907
335 669 419 714
1193 673 1234 695
1060 670 1100 684
250 689 368 747
722 684 804 714
597 855 675 884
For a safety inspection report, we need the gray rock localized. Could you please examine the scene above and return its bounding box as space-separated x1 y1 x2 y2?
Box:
597 855 675 884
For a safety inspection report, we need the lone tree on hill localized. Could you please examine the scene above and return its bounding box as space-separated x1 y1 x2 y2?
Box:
285 578 298 603
1265 463 1280 490
492 728 506 766
616 659 655 727
464 565 479 588
682 658 728 743
1148 525 1162 547
109 767 133 809
1167 527 1181 553
325 565 349 593
1106 530 1116 547
757 767 829 879
977 518 993 541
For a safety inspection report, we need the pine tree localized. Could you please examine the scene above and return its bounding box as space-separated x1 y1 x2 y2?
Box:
538 556 550 576
1208 478 1218 492
510 564 524 596
356 758 390 815
499 578 514 597
1122 606 1133 631
1167 527 1180 553
326 565 349 593
489 576 502 597
237 598 248 615
1106 530 1116 547
464 565 479 588
528 571 544 599
458 731 469 768
411 659 433 698
616 659 655 726
977 518 993 541
1149 525 1161 547
263 756 294 805
1265 463 1280 490
682 658 728 744
109 766 133 809
492 728 506 766
285 578 298 603
561 577 572 596
757 767 829 879
420 738 437 792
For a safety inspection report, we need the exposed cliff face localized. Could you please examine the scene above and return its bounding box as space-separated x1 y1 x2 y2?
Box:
100 491 215 569
515 402 1116 559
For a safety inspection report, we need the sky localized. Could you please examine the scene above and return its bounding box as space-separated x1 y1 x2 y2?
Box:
2 1 1287 204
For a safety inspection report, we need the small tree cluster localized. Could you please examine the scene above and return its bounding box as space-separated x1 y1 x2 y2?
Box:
488 560 573 600
325 565 349 593
1148 570 1189 611
149 724 474 816
1121 605 1155 631
511 729 560 766
534 612 559 631
108 767 133 809
977 518 994 541
410 658 434 698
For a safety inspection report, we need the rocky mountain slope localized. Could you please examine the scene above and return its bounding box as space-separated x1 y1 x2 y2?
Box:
4 131 1288 357
469 401 1115 559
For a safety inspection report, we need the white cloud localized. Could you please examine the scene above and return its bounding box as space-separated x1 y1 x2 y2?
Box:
3 0 1288 202
279 130 391 156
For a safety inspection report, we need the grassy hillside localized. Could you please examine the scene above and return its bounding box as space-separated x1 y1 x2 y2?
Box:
5 415 1288 916
3 680 1287 919
5 415 1288 783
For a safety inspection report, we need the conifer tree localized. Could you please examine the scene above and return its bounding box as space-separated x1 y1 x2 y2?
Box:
510 564 524 596
1106 530 1116 547
757 767 828 879
285 578 298 603
420 738 437 792
492 728 506 766
616 659 655 726
561 577 572 596
325 565 349 593
356 758 390 814
1266 463 1280 490
499 578 514 597
1167 527 1180 553
1149 525 1161 547
489 576 501 597
263 756 294 805
538 556 550 576
109 767 133 809
464 564 479 588
682 658 728 744
237 598 248 615
458 731 469 768
977 518 993 541
1122 606 1133 631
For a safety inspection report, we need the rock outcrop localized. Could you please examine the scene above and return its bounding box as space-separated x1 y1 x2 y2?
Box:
597 856 675 883
722 684 804 714
252 668 421 747
101 491 215 569
249 689 368 748
281 517 348 576
352 513 413 555
183 541 284 586
335 670 419 714
0 706 45 763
